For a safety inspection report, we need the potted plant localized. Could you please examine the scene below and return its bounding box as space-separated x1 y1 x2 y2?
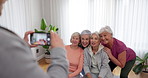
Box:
35 18 58 63
133 52 148 78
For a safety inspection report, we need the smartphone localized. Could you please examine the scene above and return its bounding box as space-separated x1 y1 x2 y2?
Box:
30 33 50 46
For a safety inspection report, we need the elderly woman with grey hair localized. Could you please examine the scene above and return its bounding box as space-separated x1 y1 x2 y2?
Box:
99 26 136 78
65 32 84 78
79 30 91 77
79 30 91 49
83 32 113 78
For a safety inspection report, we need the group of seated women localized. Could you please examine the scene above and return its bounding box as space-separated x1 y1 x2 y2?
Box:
65 26 136 78
23 26 136 78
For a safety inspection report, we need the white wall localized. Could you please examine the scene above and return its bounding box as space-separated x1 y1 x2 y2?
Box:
0 0 44 37
42 0 70 45
41 0 51 25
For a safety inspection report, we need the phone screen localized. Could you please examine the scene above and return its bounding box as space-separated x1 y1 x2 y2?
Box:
30 33 50 46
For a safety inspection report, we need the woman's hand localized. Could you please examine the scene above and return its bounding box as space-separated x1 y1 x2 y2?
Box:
103 47 126 68
23 31 37 48
103 47 112 57
86 73 92 78
50 31 64 48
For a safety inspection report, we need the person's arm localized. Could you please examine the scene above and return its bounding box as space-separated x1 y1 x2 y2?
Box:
47 47 68 78
0 30 68 78
23 31 37 48
69 51 84 77
110 51 126 68
47 31 69 77
104 47 126 68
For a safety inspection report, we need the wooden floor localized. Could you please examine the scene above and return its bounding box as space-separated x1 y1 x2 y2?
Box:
113 66 140 78
38 58 140 78
38 58 50 72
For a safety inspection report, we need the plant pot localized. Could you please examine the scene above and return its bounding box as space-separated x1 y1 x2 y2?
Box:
44 54 51 63
45 58 51 64
140 71 148 78
45 54 50 59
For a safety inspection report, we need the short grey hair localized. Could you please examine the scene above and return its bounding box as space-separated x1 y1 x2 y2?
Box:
91 31 100 38
99 26 113 35
81 30 91 35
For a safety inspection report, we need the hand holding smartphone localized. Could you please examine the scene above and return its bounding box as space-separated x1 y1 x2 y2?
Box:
30 33 50 46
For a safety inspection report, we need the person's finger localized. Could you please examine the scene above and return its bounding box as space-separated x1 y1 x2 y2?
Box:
50 30 64 48
50 30 54 39
30 45 38 48
25 31 34 36
50 30 55 48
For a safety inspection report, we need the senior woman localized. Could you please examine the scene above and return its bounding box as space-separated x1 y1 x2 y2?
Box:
65 32 84 78
79 30 91 77
79 30 91 49
84 32 113 78
99 26 136 78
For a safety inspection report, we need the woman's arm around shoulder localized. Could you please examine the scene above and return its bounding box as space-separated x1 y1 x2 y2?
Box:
103 47 126 68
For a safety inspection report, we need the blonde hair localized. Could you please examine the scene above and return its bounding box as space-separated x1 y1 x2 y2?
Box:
99 26 113 35
91 31 100 39
70 32 81 42
71 32 80 37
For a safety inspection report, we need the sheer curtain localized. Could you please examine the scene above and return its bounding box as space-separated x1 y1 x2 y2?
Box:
42 0 70 45
45 0 148 57
0 0 45 60
0 0 147 57
113 0 148 57
0 0 43 38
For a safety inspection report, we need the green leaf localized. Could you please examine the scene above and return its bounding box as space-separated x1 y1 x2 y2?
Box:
53 26 57 32
50 26 53 31
45 51 50 55
43 46 50 54
47 25 52 32
56 28 59 31
34 29 45 33
42 45 49 49
133 63 144 74
49 24 53 27
136 56 143 61
143 65 148 69
40 18 47 30
34 29 39 32
143 52 148 61
136 56 144 63
52 26 54 30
